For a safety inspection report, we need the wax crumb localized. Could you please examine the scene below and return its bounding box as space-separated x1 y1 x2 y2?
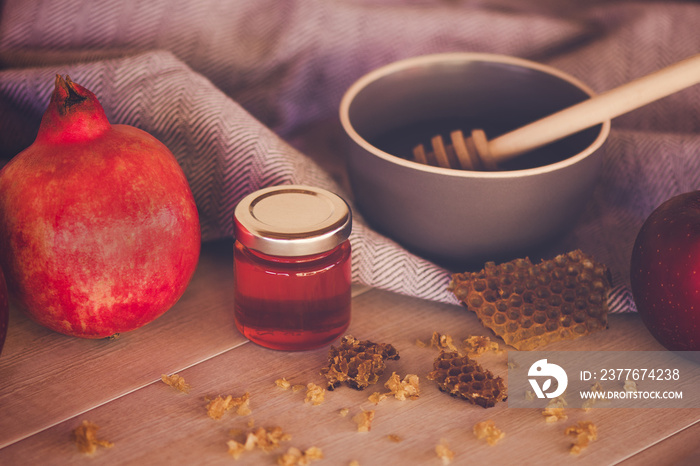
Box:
353 410 375 432
385 372 420 401
542 397 567 422
206 393 251 419
565 421 597 455
72 420 114 455
161 373 190 394
277 446 323 465
227 426 291 459
463 335 503 357
275 378 292 390
473 420 505 445
429 332 459 352
435 439 454 464
368 391 387 404
304 383 326 406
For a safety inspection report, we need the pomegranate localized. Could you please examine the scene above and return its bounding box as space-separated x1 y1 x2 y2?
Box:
0 266 7 355
630 191 700 352
0 75 201 338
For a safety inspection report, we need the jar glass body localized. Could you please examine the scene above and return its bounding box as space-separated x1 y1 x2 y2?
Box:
233 239 351 350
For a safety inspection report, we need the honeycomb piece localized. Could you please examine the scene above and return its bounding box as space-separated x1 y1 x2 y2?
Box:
320 335 400 390
426 351 507 408
448 250 610 351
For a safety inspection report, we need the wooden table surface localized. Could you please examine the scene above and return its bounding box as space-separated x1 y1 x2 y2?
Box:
1 239 699 465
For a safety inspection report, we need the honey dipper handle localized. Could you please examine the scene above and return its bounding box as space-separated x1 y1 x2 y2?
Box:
488 54 700 162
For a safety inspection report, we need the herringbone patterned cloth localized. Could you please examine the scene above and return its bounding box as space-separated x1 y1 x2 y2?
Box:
1 0 699 312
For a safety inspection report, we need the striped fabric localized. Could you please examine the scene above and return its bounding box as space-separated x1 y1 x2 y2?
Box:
1 0 700 312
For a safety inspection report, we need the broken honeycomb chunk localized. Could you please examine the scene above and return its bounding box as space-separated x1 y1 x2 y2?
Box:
320 335 399 390
426 351 507 408
448 250 610 351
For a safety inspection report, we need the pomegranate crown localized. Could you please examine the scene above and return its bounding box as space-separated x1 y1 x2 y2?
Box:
36 75 111 144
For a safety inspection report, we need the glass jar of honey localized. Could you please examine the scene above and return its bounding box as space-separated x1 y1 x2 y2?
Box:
233 185 352 350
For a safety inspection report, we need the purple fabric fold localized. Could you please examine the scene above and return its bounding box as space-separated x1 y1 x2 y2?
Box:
2 0 700 311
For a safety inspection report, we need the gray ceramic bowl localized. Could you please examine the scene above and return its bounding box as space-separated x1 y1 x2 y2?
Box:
339 53 610 268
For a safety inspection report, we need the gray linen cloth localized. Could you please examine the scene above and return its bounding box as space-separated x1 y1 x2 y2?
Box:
1 0 699 312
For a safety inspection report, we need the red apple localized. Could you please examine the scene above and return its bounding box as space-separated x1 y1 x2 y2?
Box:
0 266 8 355
0 75 201 339
630 191 700 351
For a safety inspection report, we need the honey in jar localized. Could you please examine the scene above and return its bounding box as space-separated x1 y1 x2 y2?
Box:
233 185 352 350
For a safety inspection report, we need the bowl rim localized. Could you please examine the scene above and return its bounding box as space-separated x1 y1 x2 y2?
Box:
339 52 611 179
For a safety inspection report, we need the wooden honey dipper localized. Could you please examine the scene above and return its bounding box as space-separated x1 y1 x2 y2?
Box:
413 54 700 171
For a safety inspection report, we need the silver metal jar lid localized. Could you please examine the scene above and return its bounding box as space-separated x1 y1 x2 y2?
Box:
234 185 352 257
